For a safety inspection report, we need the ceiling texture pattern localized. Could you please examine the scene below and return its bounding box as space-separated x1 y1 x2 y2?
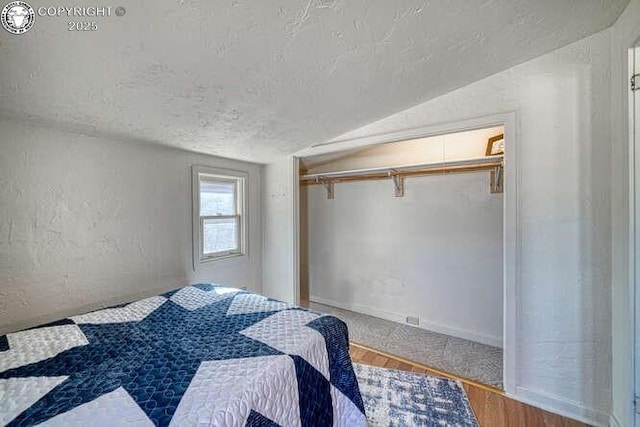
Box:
0 0 629 162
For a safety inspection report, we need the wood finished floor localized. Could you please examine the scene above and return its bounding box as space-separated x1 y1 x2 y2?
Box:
349 343 587 427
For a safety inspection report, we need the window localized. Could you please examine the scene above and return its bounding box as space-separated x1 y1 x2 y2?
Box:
192 166 247 264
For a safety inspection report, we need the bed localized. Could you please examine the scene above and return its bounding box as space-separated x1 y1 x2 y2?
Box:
0 284 366 426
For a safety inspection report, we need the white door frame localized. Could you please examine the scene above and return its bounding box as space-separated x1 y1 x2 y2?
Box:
631 42 639 427
292 155 301 306
293 112 519 395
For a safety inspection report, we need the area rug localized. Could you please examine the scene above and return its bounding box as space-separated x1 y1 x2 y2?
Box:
353 363 479 427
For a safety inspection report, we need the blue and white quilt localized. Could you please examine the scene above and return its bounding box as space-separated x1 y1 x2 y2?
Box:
0 285 366 426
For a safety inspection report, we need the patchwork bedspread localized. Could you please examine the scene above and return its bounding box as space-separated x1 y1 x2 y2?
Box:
0 285 366 426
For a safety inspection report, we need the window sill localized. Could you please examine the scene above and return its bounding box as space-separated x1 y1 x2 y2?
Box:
199 252 245 264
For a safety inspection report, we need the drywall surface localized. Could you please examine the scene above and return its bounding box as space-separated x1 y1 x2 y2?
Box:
0 118 262 334
304 126 503 174
609 0 640 425
262 158 296 303
299 29 613 424
306 172 503 347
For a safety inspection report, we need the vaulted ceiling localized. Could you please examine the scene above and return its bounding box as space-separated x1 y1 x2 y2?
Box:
0 0 629 163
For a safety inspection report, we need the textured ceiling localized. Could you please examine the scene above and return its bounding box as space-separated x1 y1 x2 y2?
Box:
0 0 629 163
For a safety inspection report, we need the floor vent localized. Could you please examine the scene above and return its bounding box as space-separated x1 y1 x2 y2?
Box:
405 316 419 326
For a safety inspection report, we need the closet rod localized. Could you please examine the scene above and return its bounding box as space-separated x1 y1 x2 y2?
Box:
300 155 503 185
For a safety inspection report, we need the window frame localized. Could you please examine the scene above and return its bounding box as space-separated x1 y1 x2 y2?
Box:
192 165 248 267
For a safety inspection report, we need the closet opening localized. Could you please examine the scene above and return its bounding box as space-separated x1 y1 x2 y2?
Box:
298 125 507 390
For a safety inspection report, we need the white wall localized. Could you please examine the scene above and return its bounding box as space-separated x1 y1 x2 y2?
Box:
295 24 614 426
0 118 262 335
306 172 503 347
305 126 504 174
610 1 640 426
261 158 297 303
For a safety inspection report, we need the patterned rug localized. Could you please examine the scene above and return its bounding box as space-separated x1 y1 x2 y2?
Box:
353 363 478 427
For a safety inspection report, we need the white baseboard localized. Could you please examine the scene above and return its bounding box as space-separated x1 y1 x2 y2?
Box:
609 414 622 427
513 386 612 427
309 295 503 348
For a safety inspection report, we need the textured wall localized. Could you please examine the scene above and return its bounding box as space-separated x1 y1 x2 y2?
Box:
0 118 262 334
609 0 640 425
306 173 504 347
262 158 297 303
295 28 613 425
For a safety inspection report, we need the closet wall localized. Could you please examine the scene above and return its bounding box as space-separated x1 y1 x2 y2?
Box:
302 128 504 347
